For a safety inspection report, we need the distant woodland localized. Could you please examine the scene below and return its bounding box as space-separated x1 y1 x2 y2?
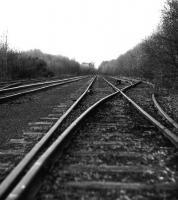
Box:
1 0 177 89
99 0 178 89
0 46 95 81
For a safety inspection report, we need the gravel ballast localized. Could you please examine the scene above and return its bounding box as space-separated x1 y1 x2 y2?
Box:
0 77 93 183
0 77 91 145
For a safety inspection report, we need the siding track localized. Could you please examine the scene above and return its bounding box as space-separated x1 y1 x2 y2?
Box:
0 76 86 103
110 76 178 137
0 77 177 200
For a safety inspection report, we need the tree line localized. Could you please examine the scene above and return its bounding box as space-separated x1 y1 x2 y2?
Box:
99 0 178 89
0 43 95 81
24 49 95 76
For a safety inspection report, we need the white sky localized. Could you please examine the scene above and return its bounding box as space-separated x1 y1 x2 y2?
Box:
0 0 165 67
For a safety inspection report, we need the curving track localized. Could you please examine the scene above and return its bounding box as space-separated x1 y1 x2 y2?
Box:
0 76 177 200
119 78 178 138
0 76 121 199
110 76 178 134
35 77 177 200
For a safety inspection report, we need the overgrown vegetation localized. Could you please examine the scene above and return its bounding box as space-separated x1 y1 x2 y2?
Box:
99 0 178 90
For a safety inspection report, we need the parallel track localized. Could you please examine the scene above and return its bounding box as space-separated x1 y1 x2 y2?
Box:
0 76 122 199
0 77 177 200
0 76 86 103
0 76 95 199
35 78 177 199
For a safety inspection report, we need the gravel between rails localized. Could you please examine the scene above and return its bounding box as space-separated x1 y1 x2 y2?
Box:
27 76 115 155
36 92 178 200
0 78 92 183
55 76 115 133
0 77 115 188
0 76 116 199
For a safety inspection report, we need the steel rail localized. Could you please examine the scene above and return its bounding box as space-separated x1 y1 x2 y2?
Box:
0 78 57 89
0 77 86 103
118 77 178 130
0 79 48 90
152 93 178 129
110 76 178 131
0 82 23 90
0 76 95 199
138 79 178 129
3 79 138 200
0 76 85 94
104 78 178 148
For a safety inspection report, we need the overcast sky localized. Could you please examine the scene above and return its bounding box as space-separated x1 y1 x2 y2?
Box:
0 0 165 67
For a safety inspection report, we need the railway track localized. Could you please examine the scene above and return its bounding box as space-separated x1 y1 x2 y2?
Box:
152 94 178 130
34 77 177 200
0 76 86 103
122 80 178 138
0 78 49 89
0 76 125 199
0 76 177 199
0 82 23 90
110 76 178 134
0 81 24 89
